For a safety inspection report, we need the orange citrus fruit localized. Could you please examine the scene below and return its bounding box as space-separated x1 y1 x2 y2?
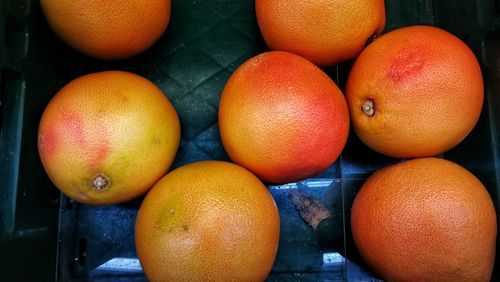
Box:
40 0 170 60
346 25 484 158
255 0 386 66
351 157 497 281
38 71 180 205
135 161 280 281
218 51 349 184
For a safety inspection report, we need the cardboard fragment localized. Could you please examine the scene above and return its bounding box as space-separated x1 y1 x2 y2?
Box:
289 189 331 230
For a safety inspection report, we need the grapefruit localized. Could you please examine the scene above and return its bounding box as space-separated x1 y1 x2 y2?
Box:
218 51 349 184
351 157 497 281
346 25 484 158
135 161 280 281
255 0 386 66
38 71 180 205
40 0 170 60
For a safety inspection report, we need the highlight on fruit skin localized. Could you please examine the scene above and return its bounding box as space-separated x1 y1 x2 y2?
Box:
135 161 280 281
40 0 171 60
255 0 386 66
346 25 484 158
351 157 497 281
37 71 180 205
218 51 350 184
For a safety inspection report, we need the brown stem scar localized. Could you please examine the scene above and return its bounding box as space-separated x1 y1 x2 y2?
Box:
92 174 110 191
362 100 375 117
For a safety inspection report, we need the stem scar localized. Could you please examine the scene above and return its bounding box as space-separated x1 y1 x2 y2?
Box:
362 100 375 117
91 173 111 191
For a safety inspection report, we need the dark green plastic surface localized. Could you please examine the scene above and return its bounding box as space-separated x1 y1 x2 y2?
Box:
0 0 499 281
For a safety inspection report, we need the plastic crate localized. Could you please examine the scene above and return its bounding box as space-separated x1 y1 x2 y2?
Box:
0 0 499 281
